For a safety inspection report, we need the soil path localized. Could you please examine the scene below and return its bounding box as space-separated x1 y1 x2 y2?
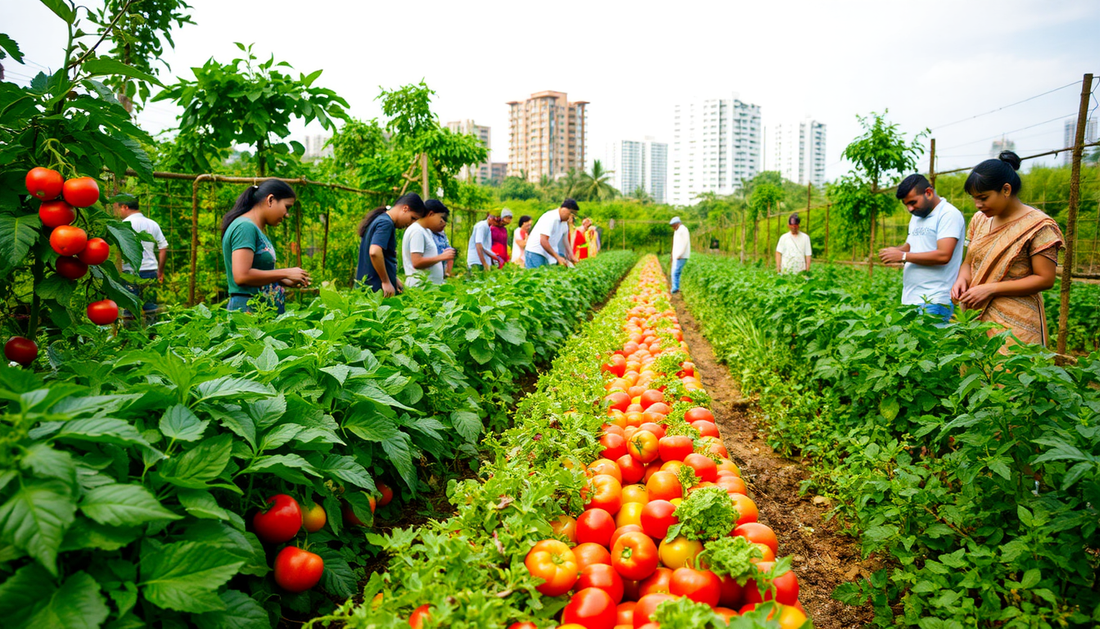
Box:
672 295 875 629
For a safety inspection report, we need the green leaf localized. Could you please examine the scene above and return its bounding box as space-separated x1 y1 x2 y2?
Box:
1061 461 1093 491
60 517 141 552
89 264 143 316
345 411 403 442
450 410 482 443
0 562 52 620
177 489 231 521
0 213 41 270
314 546 356 598
318 454 376 491
159 434 233 489
57 417 153 449
140 541 244 613
81 58 162 87
257 423 302 452
20 443 77 487
251 345 279 372
879 396 900 421
193 590 269 629
160 404 209 442
240 454 319 485
469 340 493 364
194 377 274 403
80 483 182 527
0 479 75 576
0 568 109 629
1020 568 1041 589
105 221 146 272
381 433 417 493
0 34 25 63
351 380 413 410
39 0 76 24
34 274 76 307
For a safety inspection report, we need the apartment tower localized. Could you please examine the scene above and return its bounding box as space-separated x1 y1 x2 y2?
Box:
507 91 588 182
766 118 827 188
606 138 669 203
671 95 762 206
445 120 492 184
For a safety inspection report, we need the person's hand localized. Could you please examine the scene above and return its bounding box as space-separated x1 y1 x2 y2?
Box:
564 260 576 269
157 271 165 283
950 276 969 302
396 278 405 293
381 281 396 298
440 248 456 261
879 247 904 264
959 283 997 309
285 267 311 287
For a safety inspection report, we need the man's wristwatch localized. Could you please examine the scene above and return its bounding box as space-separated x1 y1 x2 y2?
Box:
902 252 907 262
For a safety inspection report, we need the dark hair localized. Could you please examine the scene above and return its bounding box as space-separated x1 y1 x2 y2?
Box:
788 213 800 225
120 197 139 211
357 193 426 238
221 180 296 232
896 174 931 200
561 198 579 212
965 151 1022 197
518 215 532 228
425 199 450 219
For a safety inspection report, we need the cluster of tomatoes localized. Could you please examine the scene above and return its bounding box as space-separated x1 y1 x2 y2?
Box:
521 259 808 629
252 485 392 594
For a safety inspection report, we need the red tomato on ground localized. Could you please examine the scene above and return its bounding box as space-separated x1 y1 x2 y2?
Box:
670 566 722 607
719 574 744 608
574 542 613 571
639 500 677 540
578 564 625 604
658 435 694 462
638 567 672 596
62 176 100 207
408 604 431 628
600 433 628 460
684 407 715 423
26 167 64 200
253 494 303 543
609 524 644 550
611 531 658 581
683 453 718 482
4 336 38 366
730 494 759 525
637 422 666 440
77 238 110 265
627 430 659 464
734 522 779 555
616 454 646 485
273 546 323 592
616 601 637 625
39 200 74 228
645 471 683 502
50 225 87 256
525 539 578 596
589 458 623 483
639 389 664 409
606 391 631 413
585 475 623 514
562 587 617 629
692 420 721 438
576 508 616 547
633 593 676 627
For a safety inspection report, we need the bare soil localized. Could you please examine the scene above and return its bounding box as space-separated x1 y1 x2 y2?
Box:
672 294 876 629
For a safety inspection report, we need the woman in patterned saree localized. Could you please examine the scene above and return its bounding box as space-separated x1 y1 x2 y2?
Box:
951 151 1063 349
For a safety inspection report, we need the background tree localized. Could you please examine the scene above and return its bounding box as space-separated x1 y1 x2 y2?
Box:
629 186 654 204
155 43 350 175
747 172 785 261
499 176 539 201
575 160 618 202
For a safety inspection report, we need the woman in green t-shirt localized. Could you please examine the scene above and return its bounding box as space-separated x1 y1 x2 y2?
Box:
220 180 311 314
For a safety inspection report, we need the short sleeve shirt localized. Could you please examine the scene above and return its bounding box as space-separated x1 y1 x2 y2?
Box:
356 213 397 292
466 220 493 267
526 209 567 263
402 221 444 287
902 199 965 306
223 217 276 295
776 232 812 273
123 213 168 273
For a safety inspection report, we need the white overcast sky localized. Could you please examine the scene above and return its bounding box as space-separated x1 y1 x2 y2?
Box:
5 0 1099 184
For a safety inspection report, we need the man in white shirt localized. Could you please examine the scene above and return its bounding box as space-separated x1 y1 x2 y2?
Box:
403 199 455 287
878 174 965 323
115 197 168 321
525 199 579 269
466 211 501 270
670 216 690 293
775 214 812 274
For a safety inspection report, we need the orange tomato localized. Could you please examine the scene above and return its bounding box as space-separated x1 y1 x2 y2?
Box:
627 430 659 464
730 494 759 526
551 514 577 543
646 471 683 502
621 484 649 505
589 458 623 483
615 502 644 528
585 474 623 514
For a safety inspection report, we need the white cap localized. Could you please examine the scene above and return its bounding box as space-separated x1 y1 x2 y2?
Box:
501 208 513 218
670 216 682 225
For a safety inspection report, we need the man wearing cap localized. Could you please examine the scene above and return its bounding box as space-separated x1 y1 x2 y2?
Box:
467 210 502 270
491 209 512 269
775 213 812 274
670 216 690 293
526 199 579 268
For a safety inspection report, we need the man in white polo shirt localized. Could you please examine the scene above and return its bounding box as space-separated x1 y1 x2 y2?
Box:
116 196 168 322
524 199 579 269
878 174 965 323
670 216 691 293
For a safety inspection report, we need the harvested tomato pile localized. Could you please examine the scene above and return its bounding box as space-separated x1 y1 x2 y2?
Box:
525 257 809 629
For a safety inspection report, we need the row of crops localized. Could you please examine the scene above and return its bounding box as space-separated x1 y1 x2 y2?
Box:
679 256 1100 628
310 256 810 628
0 252 636 628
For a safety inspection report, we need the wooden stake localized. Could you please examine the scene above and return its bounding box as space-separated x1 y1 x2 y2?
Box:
421 153 430 198
1057 73 1094 354
929 138 937 189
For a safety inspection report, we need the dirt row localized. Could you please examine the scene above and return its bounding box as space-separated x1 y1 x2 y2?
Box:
671 295 876 629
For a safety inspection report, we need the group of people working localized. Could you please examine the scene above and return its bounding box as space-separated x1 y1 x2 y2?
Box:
771 151 1063 349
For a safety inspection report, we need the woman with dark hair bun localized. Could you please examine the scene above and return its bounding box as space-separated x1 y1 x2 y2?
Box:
950 151 1064 349
221 180 311 314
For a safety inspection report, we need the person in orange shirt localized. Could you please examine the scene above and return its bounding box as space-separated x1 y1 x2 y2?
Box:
573 217 592 260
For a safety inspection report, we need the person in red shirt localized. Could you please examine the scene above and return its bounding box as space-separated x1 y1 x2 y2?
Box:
490 208 512 269
573 217 591 260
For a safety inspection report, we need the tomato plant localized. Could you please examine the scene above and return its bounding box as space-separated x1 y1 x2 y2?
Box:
274 546 324 593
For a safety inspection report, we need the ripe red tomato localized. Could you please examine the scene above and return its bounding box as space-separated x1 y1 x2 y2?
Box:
302 502 326 533
646 402 672 416
658 435 694 462
408 604 431 628
692 420 720 438
588 458 622 483
719 574 744 608
77 238 110 265
605 391 631 413
376 481 394 506
39 200 75 228
638 566 672 596
684 407 715 423
86 299 119 326
62 176 100 208
253 494 303 543
717 474 749 496
584 474 623 515
273 546 323 592
577 564 625 604
743 564 800 606
562 587 617 629
50 225 87 256
609 524 644 550
602 354 627 378
683 453 718 483
600 432 628 460
639 500 677 540
639 389 664 409
4 336 38 366
734 522 779 556
55 256 88 280
637 422 665 440
573 542 613 572
670 566 722 607
616 454 645 485
576 508 616 547
616 601 636 625
646 471 682 502
507 623 537 629
610 531 658 581
525 539 578 596
26 167 64 201
627 430 659 464
633 593 676 627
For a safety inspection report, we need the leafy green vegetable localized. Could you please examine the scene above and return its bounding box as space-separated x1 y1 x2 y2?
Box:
667 486 738 542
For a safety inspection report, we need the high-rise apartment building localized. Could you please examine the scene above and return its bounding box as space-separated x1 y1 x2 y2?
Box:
670 95 762 206
302 134 333 160
507 91 588 182
490 162 508 186
990 138 1016 159
765 118 826 188
445 120 492 184
605 137 668 203
1063 119 1099 165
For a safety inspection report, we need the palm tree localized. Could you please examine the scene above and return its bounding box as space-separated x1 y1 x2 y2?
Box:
575 160 618 202
629 186 653 204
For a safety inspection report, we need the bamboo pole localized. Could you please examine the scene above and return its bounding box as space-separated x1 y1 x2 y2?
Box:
1057 73 1094 354
929 138 937 189
825 204 830 259
321 212 330 270
189 175 211 306
806 184 812 236
421 153 430 198
1090 200 1100 272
